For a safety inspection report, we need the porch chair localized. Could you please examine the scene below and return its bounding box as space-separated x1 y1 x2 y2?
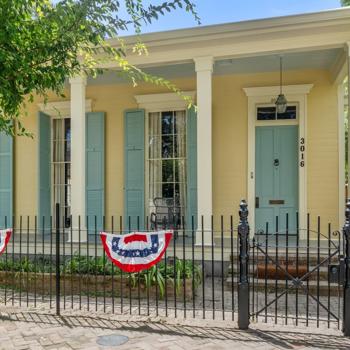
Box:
150 197 181 231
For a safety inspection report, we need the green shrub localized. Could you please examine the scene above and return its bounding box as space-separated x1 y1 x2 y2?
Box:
0 255 201 297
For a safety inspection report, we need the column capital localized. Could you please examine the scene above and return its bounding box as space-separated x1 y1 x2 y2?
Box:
194 56 214 73
69 75 87 85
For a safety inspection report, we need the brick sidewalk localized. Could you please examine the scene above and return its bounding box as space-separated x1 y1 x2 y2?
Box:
0 305 349 350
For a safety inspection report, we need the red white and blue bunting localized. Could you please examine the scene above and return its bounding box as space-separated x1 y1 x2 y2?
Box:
100 231 172 273
0 229 12 256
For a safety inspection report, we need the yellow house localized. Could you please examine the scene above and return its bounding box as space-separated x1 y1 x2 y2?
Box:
3 7 350 242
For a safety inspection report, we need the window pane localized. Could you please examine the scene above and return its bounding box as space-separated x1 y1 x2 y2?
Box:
162 135 173 158
149 112 161 136
174 134 186 158
277 106 297 120
257 107 276 120
149 136 161 159
65 119 71 161
162 112 173 135
64 141 71 162
162 183 174 198
162 160 174 182
174 112 186 134
148 110 187 227
174 160 186 182
52 118 71 228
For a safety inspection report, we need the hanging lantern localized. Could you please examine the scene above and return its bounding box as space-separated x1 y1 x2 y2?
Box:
275 56 287 114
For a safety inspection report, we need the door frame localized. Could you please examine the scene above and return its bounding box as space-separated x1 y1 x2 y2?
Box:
243 84 314 238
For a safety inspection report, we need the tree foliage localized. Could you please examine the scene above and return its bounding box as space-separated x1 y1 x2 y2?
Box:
0 0 199 135
341 0 350 6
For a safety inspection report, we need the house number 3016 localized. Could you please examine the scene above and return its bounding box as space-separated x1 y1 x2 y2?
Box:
300 137 305 167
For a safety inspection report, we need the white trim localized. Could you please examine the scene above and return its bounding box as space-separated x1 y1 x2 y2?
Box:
70 78 87 242
137 93 190 231
255 102 299 127
38 100 92 118
338 83 346 229
195 57 213 245
98 9 350 68
113 8 350 47
194 56 214 72
135 92 196 111
245 85 312 238
243 84 313 97
330 48 348 84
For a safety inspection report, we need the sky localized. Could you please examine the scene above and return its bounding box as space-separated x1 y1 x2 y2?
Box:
127 0 343 34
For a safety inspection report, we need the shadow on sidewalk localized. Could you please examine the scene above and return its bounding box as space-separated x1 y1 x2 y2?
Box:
0 309 349 349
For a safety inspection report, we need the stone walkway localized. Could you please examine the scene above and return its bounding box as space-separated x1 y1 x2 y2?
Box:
0 305 349 350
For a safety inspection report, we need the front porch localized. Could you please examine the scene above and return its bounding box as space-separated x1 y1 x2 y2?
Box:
0 8 345 245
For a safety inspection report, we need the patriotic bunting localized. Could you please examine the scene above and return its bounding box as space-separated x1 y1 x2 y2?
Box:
0 229 12 256
100 230 172 273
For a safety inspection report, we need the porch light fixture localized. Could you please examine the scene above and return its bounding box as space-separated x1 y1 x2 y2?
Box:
275 56 287 114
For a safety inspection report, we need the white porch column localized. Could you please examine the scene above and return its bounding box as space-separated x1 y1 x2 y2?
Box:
70 76 87 242
194 56 214 244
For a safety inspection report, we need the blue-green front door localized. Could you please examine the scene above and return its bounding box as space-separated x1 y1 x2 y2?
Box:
255 126 298 234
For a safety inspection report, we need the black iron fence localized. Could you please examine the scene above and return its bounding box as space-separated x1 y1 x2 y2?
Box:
1 201 350 336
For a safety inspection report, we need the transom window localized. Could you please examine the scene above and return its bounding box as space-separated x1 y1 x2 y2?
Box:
147 111 187 226
257 105 297 121
52 118 71 228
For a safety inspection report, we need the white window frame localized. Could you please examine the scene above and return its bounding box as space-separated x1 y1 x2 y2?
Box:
51 117 72 225
135 91 196 221
243 84 313 238
38 99 92 225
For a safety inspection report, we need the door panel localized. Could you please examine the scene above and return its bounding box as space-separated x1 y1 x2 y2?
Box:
255 126 298 234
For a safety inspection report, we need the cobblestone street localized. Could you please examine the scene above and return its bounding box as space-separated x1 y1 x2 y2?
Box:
0 304 349 350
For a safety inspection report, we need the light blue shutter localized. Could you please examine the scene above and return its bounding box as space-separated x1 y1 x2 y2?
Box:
186 107 197 229
38 112 51 233
0 132 13 228
124 109 145 230
86 112 105 233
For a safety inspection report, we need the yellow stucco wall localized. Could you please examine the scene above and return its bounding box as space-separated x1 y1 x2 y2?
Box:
14 69 340 234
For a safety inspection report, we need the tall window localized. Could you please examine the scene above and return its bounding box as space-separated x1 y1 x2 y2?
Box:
52 118 71 227
148 111 187 225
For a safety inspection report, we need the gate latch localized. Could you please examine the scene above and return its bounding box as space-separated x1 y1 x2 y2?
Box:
329 256 345 285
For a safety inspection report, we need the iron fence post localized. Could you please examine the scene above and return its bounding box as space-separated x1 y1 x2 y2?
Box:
238 200 250 329
55 203 61 316
343 199 350 336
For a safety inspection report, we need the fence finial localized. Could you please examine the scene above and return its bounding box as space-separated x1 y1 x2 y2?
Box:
345 199 350 227
239 200 248 224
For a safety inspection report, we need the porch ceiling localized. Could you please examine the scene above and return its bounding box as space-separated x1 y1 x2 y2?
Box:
87 48 343 85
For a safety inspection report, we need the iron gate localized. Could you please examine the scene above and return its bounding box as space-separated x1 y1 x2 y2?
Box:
238 199 350 335
250 219 343 328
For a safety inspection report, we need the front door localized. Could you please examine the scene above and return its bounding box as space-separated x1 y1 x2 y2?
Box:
255 125 298 234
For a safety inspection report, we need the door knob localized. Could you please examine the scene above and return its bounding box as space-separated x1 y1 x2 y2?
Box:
274 159 279 166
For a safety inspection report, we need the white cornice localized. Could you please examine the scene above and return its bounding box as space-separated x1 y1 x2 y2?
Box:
135 91 196 110
243 84 314 97
330 48 348 84
38 100 92 117
99 8 350 69
111 8 350 47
